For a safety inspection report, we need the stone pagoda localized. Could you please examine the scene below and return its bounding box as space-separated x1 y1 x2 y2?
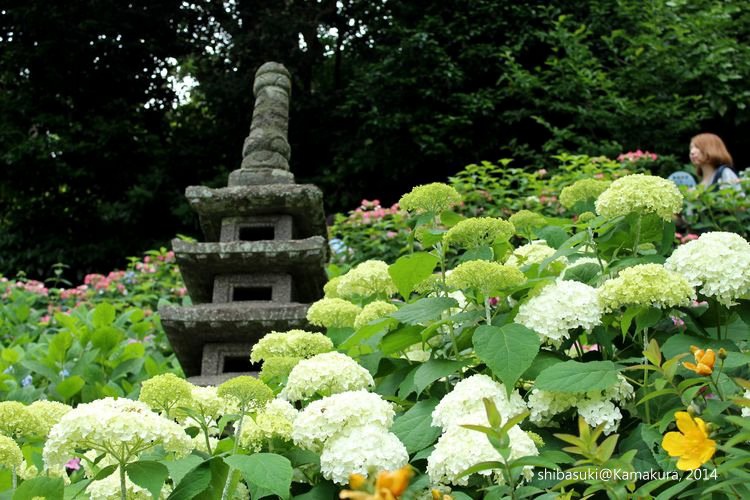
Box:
160 62 328 385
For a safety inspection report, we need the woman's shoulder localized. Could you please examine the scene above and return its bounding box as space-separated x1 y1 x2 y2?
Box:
719 166 740 183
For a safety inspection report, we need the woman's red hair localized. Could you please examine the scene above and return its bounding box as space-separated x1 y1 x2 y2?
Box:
691 133 733 168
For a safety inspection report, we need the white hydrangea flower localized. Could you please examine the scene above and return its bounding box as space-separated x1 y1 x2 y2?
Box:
319 424 408 484
527 375 634 434
43 398 193 470
192 435 219 454
280 352 374 402
742 390 750 418
293 390 395 452
665 231 750 305
576 399 623 435
515 281 602 346
527 389 578 425
432 374 527 430
427 416 538 486
86 468 151 500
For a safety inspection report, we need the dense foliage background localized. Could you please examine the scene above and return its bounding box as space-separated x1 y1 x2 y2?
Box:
3 0 750 278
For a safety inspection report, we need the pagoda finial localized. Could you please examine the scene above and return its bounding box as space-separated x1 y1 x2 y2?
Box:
230 62 294 185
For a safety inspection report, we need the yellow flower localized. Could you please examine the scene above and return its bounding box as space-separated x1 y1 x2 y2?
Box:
661 411 716 470
682 346 716 376
339 466 413 500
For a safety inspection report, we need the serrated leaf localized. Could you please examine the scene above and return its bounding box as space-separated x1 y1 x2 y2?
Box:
391 297 458 325
92 302 116 327
126 461 169 499
56 375 85 400
391 399 442 453
473 324 540 393
535 360 619 393
413 359 464 394
379 325 422 355
12 477 64 500
225 453 292 500
388 252 439 299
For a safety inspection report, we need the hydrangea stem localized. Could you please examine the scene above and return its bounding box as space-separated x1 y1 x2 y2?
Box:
643 328 651 425
221 412 246 500
632 214 642 257
120 464 127 500
11 468 16 490
484 297 492 326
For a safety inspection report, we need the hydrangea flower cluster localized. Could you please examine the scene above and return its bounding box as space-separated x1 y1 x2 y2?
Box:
446 260 526 295
431 375 527 429
0 401 43 439
28 401 72 437
527 374 634 434
354 300 398 328
0 434 23 470
138 372 193 417
505 241 567 270
399 183 462 214
335 260 397 299
444 217 515 249
306 298 361 328
43 398 193 470
559 178 611 209
428 375 538 486
515 281 602 346
249 329 333 363
280 352 374 402
664 232 750 305
509 210 547 235
292 390 407 484
595 174 683 221
240 399 298 452
217 376 274 414
598 264 695 312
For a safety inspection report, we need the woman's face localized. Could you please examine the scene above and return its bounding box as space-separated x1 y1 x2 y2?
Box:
689 142 705 166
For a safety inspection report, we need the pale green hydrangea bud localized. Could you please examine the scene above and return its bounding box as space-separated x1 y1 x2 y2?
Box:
323 276 343 298
186 386 225 421
28 401 72 437
509 210 546 235
239 399 297 452
399 183 461 214
505 241 567 270
354 301 398 329
0 435 23 470
139 373 194 417
336 260 397 299
217 376 274 414
578 211 596 223
444 217 515 249
16 460 38 480
0 401 43 439
598 264 695 312
595 174 683 221
250 330 333 363
259 357 301 385
446 260 526 295
560 178 611 209
306 298 361 328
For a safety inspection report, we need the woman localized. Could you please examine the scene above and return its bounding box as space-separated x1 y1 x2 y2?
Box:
689 133 740 187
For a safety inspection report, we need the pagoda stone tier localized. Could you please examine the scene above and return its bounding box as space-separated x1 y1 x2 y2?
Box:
160 62 328 386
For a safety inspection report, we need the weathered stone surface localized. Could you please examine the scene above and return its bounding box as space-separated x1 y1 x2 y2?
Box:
228 167 295 186
186 184 326 241
201 343 257 377
219 215 293 242
159 302 311 376
173 237 328 304
212 273 292 303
